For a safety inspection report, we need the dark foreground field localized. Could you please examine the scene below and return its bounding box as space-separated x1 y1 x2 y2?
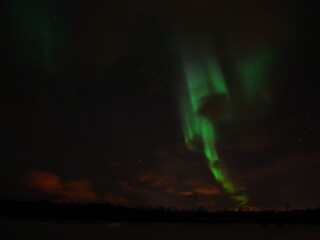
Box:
1 222 320 240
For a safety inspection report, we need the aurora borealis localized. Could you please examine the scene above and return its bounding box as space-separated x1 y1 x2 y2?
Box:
1 0 320 210
178 51 247 205
177 41 277 206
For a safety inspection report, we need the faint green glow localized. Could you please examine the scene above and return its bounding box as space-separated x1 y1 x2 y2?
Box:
9 0 59 70
237 48 275 101
178 54 248 205
206 59 229 96
223 182 236 194
232 195 249 206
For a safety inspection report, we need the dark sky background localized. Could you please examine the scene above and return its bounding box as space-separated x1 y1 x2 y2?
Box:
1 0 320 210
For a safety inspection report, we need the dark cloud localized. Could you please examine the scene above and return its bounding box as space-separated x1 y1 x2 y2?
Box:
113 168 221 209
104 192 130 206
243 153 320 182
240 153 320 208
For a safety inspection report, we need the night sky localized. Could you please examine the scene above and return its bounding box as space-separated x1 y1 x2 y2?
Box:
1 0 320 210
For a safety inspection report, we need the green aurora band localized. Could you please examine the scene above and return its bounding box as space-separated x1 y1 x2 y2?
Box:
178 47 275 206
